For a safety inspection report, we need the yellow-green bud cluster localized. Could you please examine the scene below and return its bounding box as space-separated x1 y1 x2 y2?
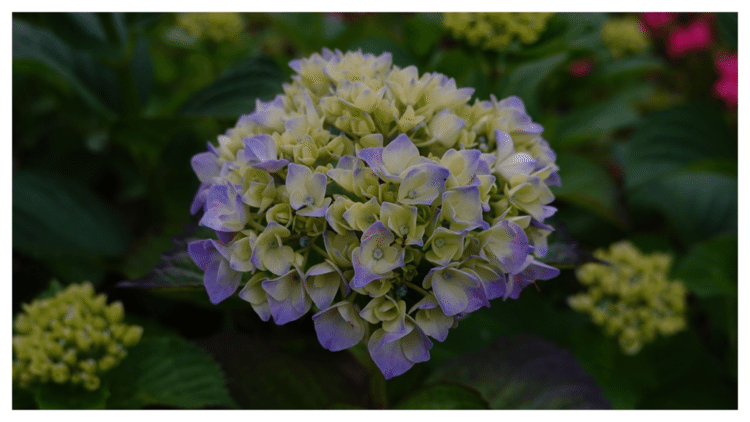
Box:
12 282 143 391
568 242 687 355
600 15 650 57
176 13 245 42
443 13 554 50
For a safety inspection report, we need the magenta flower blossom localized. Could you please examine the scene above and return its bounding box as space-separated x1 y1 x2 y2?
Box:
639 12 677 31
714 52 738 108
667 18 713 58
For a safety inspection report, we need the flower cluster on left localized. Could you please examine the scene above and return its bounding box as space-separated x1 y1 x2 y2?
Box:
12 283 143 391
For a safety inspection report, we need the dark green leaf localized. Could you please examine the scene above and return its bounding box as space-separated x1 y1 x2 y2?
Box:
13 384 38 409
107 336 235 409
180 56 285 117
551 152 624 229
395 383 489 409
33 279 66 301
66 13 107 43
12 171 130 258
594 56 666 80
673 234 737 297
118 227 215 290
628 172 737 245
404 13 445 58
427 334 610 409
13 19 120 119
496 52 569 116
618 103 735 189
555 85 651 147
131 36 154 109
717 13 737 49
194 331 363 409
35 382 109 409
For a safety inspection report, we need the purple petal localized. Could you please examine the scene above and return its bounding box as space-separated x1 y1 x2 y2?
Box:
190 183 210 215
368 321 432 380
312 301 365 351
262 270 311 325
351 249 387 289
187 239 240 305
191 152 220 183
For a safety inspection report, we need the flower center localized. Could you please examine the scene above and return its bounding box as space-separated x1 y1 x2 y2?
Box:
269 240 278 248
373 248 384 260
443 271 453 281
408 190 418 199
434 238 445 248
400 226 409 236
305 195 313 205
366 215 375 224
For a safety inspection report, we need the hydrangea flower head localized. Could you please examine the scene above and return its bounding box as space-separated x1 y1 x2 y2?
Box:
12 282 143 391
188 48 561 379
568 241 687 355
443 13 555 50
601 15 650 57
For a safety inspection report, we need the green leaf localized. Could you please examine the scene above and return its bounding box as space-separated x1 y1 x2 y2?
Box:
13 19 120 119
594 56 666 80
12 171 130 258
106 336 235 409
13 384 38 409
395 383 489 409
618 103 735 190
628 172 737 245
427 334 610 409
673 234 737 298
717 13 737 49
118 225 213 290
551 152 624 229
555 85 651 147
404 13 445 59
193 331 362 409
496 52 569 116
180 56 285 117
34 279 66 301
65 13 108 43
35 382 110 409
131 35 154 109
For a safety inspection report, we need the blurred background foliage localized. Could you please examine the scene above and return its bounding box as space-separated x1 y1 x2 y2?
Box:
13 12 737 409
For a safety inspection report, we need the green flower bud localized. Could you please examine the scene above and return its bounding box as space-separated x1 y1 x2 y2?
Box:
12 282 143 390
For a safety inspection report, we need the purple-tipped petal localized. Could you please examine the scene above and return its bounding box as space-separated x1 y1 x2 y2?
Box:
191 152 220 183
368 320 432 380
312 301 365 351
262 270 311 325
190 183 210 215
188 239 241 305
200 184 249 232
351 250 388 289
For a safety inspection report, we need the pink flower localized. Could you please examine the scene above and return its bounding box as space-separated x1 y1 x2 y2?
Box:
714 53 738 108
639 12 677 31
569 59 593 78
667 18 713 58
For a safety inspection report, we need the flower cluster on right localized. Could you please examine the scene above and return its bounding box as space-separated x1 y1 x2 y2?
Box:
13 283 143 391
443 13 554 50
568 241 687 355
